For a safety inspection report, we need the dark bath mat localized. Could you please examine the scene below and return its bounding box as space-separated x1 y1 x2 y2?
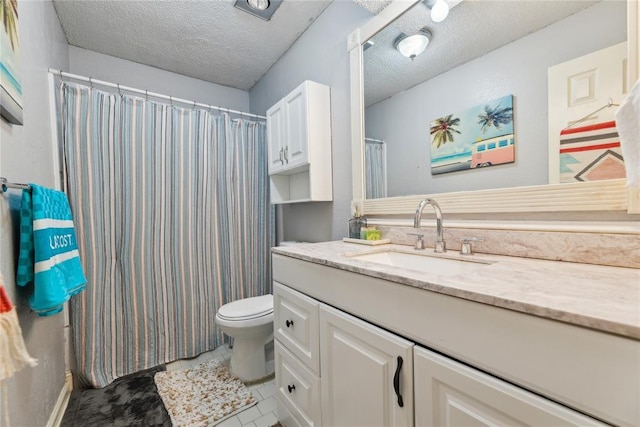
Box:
61 366 171 427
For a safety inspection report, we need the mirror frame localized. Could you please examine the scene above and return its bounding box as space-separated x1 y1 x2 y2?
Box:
349 0 639 217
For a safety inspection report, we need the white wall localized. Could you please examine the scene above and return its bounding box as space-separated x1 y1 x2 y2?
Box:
69 46 251 111
250 1 372 242
366 1 627 197
0 1 70 426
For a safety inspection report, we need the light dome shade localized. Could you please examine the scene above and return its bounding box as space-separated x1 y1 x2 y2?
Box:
395 31 431 60
431 0 449 23
247 0 269 11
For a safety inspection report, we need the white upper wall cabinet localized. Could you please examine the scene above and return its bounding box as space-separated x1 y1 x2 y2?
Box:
267 101 287 173
267 81 332 204
283 87 309 171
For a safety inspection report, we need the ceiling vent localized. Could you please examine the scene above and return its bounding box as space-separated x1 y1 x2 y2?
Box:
234 0 283 21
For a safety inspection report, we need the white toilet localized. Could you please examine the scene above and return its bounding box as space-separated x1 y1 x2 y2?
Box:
215 294 274 382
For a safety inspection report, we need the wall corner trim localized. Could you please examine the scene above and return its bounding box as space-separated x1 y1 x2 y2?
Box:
46 371 73 427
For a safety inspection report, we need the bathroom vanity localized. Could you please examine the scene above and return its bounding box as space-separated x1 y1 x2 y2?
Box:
272 241 640 427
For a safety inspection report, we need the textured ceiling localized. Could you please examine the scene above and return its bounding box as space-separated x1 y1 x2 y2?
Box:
53 0 333 91
52 0 603 97
362 0 601 106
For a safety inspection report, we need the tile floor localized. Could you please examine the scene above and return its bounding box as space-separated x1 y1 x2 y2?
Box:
166 344 279 427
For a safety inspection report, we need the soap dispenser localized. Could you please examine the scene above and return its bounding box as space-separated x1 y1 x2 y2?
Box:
348 206 367 239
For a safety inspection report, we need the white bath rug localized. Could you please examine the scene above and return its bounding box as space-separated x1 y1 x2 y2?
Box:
154 359 257 426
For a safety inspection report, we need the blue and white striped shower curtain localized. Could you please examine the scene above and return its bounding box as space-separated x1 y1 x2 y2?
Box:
365 141 387 199
60 83 274 387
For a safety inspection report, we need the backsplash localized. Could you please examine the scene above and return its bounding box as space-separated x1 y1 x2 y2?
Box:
377 225 639 269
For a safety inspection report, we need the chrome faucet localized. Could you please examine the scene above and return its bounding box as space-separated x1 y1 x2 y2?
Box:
413 198 446 253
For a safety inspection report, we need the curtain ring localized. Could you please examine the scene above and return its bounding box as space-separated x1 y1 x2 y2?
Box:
89 77 94 89
117 83 122 95
169 96 173 106
145 90 149 101
193 100 197 110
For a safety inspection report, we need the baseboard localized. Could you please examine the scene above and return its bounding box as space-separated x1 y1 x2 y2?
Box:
46 371 73 427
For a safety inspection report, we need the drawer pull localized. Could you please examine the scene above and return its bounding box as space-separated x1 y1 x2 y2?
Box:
393 356 404 408
287 384 296 393
286 319 294 328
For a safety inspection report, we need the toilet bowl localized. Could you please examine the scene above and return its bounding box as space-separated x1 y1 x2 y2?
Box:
215 294 274 382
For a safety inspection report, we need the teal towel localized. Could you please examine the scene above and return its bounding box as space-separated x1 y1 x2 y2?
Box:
16 184 86 316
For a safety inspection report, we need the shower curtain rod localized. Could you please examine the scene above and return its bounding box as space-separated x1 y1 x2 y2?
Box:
48 68 267 120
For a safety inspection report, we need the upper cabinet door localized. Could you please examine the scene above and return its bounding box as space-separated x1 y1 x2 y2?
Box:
320 304 414 427
267 101 286 175
284 85 309 169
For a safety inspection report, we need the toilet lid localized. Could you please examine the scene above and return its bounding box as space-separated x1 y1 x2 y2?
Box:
217 294 273 321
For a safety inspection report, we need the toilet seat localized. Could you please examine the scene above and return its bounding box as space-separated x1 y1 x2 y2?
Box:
217 294 273 321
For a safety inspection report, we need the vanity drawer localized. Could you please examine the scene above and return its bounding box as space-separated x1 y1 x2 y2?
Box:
274 282 320 374
275 340 322 427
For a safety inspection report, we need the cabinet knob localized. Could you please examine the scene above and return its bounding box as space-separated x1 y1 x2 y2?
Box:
287 384 296 393
286 319 294 328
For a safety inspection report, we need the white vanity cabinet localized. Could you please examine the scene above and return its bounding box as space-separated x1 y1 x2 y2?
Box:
273 253 637 427
274 282 321 427
274 282 414 427
266 81 332 204
414 347 606 426
320 304 414 427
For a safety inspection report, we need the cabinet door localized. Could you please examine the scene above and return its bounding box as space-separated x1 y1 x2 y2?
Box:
267 100 286 174
320 304 414 427
414 346 607 427
284 84 309 169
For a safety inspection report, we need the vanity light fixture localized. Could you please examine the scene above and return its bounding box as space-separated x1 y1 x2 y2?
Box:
423 0 449 23
394 30 432 60
234 0 282 21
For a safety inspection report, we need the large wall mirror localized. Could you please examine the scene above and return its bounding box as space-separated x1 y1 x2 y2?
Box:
349 0 639 218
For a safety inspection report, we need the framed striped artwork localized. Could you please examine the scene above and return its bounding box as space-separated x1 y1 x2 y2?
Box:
559 121 625 183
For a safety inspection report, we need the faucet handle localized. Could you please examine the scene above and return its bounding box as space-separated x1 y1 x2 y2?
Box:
460 237 484 255
407 233 425 250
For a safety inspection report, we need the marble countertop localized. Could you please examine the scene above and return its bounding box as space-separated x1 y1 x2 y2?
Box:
272 241 640 340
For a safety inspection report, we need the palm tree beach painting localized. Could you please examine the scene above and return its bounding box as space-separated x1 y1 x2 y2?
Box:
1 0 23 125
430 95 514 175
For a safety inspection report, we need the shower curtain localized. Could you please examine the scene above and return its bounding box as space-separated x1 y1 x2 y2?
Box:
59 83 274 387
365 141 388 199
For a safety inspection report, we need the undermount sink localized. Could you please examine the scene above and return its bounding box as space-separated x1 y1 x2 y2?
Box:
349 250 493 276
